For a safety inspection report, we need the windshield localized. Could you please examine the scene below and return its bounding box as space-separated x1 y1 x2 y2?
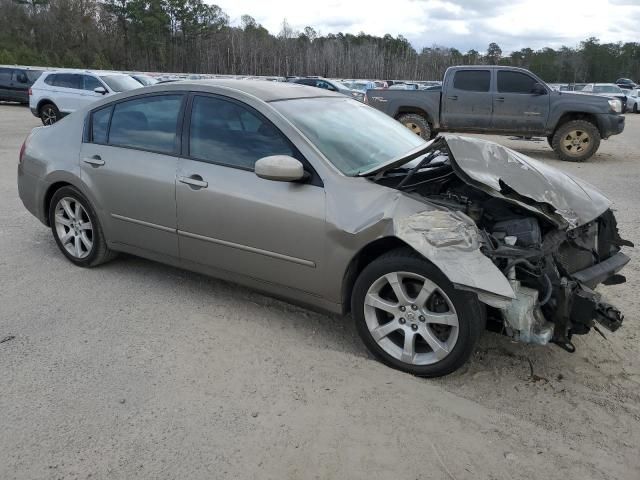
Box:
273 97 426 175
100 75 142 92
133 74 158 86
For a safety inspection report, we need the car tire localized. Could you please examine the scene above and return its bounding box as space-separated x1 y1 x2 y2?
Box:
551 119 600 162
397 113 431 140
48 186 116 267
351 248 485 377
634 104 638 114
39 102 60 126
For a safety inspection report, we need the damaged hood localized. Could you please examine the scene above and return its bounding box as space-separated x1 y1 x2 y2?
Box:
444 135 611 228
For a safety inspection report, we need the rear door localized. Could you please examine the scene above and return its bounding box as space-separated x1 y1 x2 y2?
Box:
176 93 326 294
0 68 15 101
491 70 549 133
440 69 493 130
79 93 184 257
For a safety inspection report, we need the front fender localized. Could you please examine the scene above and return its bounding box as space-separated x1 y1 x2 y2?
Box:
394 210 515 308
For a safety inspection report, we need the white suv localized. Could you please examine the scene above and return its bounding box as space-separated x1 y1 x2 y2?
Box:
30 70 142 125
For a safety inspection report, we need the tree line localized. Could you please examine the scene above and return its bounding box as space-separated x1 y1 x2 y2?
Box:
1 0 639 82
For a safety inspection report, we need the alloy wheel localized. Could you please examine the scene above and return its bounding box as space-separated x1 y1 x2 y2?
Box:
404 122 422 136
54 197 93 259
41 106 57 125
562 129 590 156
363 271 459 365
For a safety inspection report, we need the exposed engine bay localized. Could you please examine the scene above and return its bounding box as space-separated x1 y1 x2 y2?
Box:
374 136 633 352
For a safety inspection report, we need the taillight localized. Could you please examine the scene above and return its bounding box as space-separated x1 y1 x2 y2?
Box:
28 87 32 96
363 93 368 104
19 140 26 164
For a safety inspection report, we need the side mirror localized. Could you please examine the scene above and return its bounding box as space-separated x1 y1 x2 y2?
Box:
94 86 107 95
255 156 306 182
532 83 547 95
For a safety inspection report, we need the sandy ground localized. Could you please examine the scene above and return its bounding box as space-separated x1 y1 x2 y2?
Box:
0 103 638 480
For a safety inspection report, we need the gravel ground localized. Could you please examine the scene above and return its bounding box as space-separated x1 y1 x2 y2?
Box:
1 103 638 480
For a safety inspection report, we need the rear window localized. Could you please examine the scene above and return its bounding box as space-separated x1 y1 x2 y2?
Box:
452 70 490 92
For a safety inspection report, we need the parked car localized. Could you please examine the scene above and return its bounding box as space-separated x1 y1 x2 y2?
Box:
130 73 159 86
366 66 625 162
344 80 377 92
579 83 628 112
29 70 142 125
290 77 365 102
17 80 631 377
0 65 43 104
615 78 637 90
626 89 639 113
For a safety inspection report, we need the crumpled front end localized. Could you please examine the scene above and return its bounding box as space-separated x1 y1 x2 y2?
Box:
368 135 633 351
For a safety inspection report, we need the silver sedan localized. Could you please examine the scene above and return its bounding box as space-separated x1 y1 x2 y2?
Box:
17 80 631 376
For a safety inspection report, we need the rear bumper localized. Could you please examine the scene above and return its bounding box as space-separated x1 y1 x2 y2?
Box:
17 164 46 224
596 113 625 138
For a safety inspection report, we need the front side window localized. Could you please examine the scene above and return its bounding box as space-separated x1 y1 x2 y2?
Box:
273 97 425 175
91 106 112 144
108 95 183 154
189 95 294 170
453 70 491 92
83 75 103 91
497 71 538 94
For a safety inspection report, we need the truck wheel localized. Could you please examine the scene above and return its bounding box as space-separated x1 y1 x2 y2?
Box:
397 114 431 139
551 120 600 162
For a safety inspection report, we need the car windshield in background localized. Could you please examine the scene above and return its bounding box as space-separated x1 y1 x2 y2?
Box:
100 75 142 92
273 97 425 175
133 75 158 86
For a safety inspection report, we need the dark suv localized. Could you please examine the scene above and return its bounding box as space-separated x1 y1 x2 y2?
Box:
0 66 43 104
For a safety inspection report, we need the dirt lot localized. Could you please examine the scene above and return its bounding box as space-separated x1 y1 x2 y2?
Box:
1 103 638 480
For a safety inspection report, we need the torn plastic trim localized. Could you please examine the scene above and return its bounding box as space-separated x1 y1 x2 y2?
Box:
394 209 515 306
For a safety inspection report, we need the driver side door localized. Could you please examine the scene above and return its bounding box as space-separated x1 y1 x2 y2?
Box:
176 94 327 295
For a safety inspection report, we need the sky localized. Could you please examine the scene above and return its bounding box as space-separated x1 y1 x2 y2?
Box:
211 0 640 53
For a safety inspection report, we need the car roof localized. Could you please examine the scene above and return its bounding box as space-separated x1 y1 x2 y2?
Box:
138 79 342 102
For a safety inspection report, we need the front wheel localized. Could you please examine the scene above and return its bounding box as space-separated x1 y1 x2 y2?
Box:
397 113 431 140
551 120 600 162
48 186 116 267
351 248 485 377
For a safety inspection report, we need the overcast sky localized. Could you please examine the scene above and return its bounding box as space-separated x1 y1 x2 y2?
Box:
211 0 640 53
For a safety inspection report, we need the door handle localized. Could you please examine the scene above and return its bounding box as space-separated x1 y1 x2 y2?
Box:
83 155 105 167
495 97 505 102
179 175 208 189
447 95 458 101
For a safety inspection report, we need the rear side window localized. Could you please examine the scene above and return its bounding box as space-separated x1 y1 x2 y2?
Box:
52 74 82 89
44 74 56 86
497 71 538 94
188 95 294 170
0 68 12 83
453 70 490 92
91 106 112 144
108 95 183 154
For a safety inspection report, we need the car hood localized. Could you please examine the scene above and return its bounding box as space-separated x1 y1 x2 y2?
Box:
444 135 611 228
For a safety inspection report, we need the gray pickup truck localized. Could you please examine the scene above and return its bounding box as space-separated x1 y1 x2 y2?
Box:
367 66 625 162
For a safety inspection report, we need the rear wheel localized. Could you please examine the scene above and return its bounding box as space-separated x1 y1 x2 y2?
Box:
352 248 485 377
634 103 638 114
397 113 431 140
551 120 600 162
48 186 116 267
39 102 60 126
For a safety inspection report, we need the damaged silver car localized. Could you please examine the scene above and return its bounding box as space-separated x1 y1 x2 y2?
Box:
17 81 632 377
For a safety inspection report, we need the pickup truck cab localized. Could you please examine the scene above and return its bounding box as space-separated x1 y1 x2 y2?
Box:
367 66 625 162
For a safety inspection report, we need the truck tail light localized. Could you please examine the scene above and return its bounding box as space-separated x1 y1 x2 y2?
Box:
363 93 368 104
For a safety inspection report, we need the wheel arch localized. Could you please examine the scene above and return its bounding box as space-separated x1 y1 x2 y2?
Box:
553 112 599 135
394 107 434 127
36 98 58 113
341 236 417 314
43 181 74 226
